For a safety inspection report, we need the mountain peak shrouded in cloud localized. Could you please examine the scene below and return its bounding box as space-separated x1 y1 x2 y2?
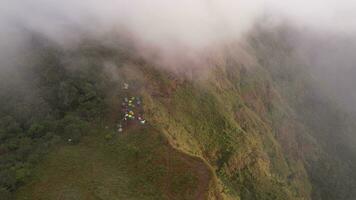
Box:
0 0 262 50
2 0 356 51
1 0 356 109
1 0 356 108
2 1 356 199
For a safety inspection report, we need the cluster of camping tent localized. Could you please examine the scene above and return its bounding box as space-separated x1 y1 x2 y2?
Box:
117 83 146 133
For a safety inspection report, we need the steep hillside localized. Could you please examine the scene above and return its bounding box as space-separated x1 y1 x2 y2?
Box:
250 25 356 200
2 27 355 200
14 41 307 200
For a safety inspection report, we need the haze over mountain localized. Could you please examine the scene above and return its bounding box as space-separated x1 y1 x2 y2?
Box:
1 1 356 200
2 0 356 106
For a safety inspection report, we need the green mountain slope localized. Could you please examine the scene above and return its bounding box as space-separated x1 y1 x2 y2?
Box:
1 27 356 200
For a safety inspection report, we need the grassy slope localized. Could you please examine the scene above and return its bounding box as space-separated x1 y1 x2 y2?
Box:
16 43 314 200
249 26 356 200
16 124 217 200
140 62 311 200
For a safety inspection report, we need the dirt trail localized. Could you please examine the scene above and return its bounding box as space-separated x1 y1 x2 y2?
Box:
105 73 220 199
164 137 222 200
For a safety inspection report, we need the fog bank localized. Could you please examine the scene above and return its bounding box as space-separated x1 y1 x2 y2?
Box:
1 0 356 111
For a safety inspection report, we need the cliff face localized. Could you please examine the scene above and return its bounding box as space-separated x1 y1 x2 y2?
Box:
12 26 356 200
